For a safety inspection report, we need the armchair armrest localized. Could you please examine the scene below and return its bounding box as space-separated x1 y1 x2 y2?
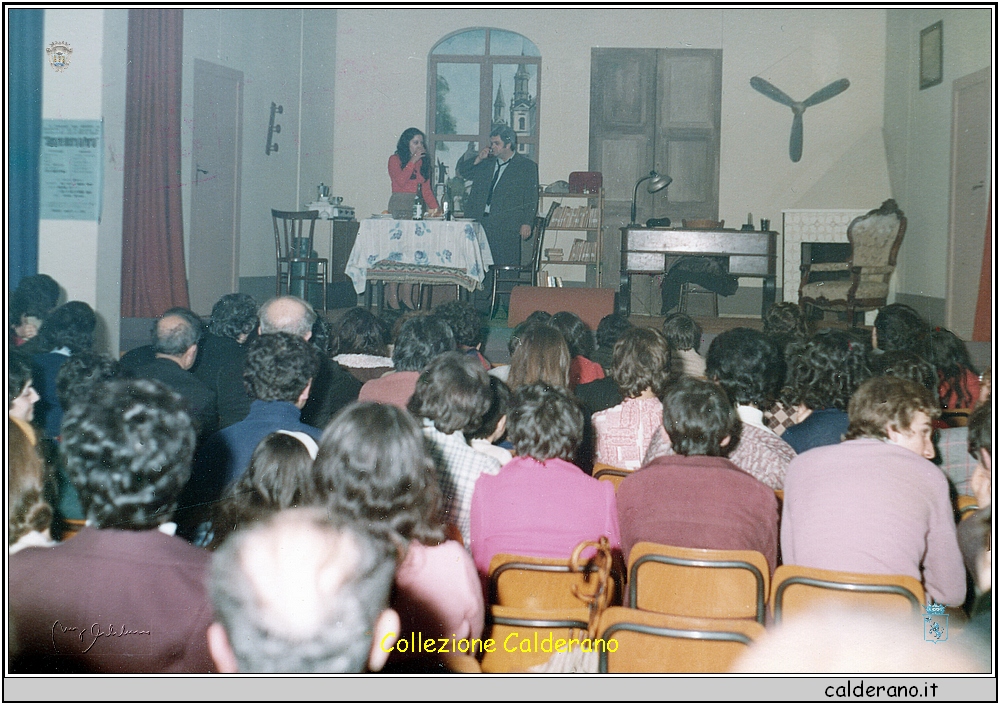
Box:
852 265 894 275
801 262 850 273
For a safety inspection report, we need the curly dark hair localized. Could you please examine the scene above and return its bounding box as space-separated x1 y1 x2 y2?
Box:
35 301 96 354
395 127 431 182
662 313 702 352
780 330 871 412
8 350 33 407
315 401 445 547
55 352 119 412
244 333 321 403
331 307 390 357
611 327 671 399
60 378 196 530
763 302 808 339
596 313 633 352
551 311 595 359
8 419 53 546
470 375 511 440
506 383 584 462
706 327 784 408
209 293 258 340
873 303 929 355
408 351 491 435
845 376 940 441
209 432 320 549
661 376 740 457
926 328 980 409
432 300 483 349
11 274 60 319
391 315 455 371
869 350 937 393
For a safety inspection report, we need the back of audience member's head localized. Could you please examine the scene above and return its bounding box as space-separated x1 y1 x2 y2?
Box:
781 330 871 412
470 376 511 441
507 383 584 462
154 307 203 356
408 351 491 435
8 351 34 411
662 313 702 353
868 350 937 393
36 301 96 354
551 311 595 359
661 376 740 457
762 302 808 340
314 402 445 547
967 402 992 510
705 327 784 409
391 314 455 371
209 431 320 550
958 505 991 596
209 293 258 341
432 300 483 350
244 333 321 404
926 328 980 408
596 313 633 353
9 290 47 341
207 508 399 673
507 323 570 390
13 274 61 314
55 352 119 415
844 376 940 442
611 327 671 399
873 303 928 354
61 378 195 530
258 296 316 339
331 307 389 357
8 419 52 548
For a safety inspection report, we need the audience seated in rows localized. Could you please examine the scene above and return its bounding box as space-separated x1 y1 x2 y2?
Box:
781 376 966 606
191 293 258 429
618 376 779 573
662 312 705 379
330 307 394 383
551 311 604 389
359 314 455 408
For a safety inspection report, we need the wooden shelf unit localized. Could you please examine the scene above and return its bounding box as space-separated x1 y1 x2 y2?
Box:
537 188 604 286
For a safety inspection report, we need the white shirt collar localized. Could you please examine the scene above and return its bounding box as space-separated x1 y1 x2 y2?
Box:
737 404 772 433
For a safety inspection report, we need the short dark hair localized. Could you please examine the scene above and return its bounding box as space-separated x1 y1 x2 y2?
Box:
926 328 980 409
36 301 96 354
61 378 196 530
331 307 389 357
763 302 807 339
55 352 119 412
391 315 455 371
845 376 940 441
551 311 595 359
611 327 671 399
967 403 992 461
490 123 517 148
662 313 702 352
244 333 321 403
12 274 60 317
209 509 397 673
873 303 928 354
506 383 584 462
209 294 258 340
470 376 510 440
154 307 203 356
315 402 444 546
408 351 491 435
868 350 937 393
661 376 740 457
596 313 632 351
781 330 871 412
432 300 483 348
8 350 33 407
706 327 784 408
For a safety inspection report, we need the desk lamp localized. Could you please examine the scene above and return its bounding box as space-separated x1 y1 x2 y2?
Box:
630 171 672 226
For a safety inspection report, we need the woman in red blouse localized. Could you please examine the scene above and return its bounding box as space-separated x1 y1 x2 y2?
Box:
387 127 439 218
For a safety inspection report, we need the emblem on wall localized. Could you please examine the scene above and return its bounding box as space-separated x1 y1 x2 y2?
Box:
46 41 73 72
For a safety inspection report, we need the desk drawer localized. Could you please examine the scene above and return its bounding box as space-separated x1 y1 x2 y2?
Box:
625 252 666 272
728 255 772 276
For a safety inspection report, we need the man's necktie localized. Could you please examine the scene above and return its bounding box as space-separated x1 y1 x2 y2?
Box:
485 159 510 213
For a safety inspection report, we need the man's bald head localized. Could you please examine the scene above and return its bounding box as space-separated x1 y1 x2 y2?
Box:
258 296 316 340
153 307 202 366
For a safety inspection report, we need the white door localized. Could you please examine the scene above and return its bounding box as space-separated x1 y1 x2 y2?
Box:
189 59 244 316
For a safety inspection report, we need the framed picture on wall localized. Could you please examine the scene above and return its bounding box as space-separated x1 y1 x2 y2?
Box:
919 21 943 90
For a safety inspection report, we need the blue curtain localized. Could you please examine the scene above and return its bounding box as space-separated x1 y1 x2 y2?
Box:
8 9 44 291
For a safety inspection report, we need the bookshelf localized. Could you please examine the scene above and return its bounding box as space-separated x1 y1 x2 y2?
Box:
537 187 604 286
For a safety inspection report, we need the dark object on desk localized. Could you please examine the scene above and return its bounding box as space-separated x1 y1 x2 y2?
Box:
646 217 671 228
741 224 756 231
569 171 603 194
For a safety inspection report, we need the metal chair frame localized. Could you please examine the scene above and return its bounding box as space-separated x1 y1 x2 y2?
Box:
272 209 328 311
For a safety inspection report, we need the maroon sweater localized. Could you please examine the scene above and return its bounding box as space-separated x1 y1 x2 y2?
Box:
617 454 779 573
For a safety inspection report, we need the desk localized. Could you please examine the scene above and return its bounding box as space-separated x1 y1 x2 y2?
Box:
619 226 777 318
345 218 494 295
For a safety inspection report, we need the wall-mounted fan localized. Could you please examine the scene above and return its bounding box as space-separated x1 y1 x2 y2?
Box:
749 77 850 162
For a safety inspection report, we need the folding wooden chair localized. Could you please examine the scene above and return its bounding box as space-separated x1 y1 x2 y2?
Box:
487 552 619 610
479 605 591 673
592 462 631 492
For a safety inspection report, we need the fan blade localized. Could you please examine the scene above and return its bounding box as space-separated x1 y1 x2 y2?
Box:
802 78 850 107
790 111 803 162
750 76 796 107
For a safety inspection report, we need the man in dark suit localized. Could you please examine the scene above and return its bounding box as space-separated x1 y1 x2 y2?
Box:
9 378 216 673
458 124 539 272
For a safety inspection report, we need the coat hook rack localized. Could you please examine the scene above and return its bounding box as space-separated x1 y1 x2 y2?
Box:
266 102 283 155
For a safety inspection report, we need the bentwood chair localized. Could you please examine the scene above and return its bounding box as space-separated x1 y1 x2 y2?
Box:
487 552 620 610
770 565 925 624
592 463 631 492
272 209 328 311
489 200 559 319
479 605 591 673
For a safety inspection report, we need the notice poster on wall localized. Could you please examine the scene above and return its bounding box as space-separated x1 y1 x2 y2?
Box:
40 119 103 220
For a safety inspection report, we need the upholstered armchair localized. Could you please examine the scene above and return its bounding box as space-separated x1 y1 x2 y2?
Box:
798 199 906 324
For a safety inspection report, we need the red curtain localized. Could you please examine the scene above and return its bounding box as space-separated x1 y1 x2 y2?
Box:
972 194 992 342
120 9 189 317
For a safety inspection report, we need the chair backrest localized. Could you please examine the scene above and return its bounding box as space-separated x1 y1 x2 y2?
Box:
272 209 319 260
480 605 591 673
529 200 560 283
488 551 618 610
941 408 971 427
955 494 980 522
770 564 925 624
847 203 907 270
592 463 631 492
627 542 770 624
596 607 764 673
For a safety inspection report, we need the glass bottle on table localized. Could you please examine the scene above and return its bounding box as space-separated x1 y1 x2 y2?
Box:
413 186 425 220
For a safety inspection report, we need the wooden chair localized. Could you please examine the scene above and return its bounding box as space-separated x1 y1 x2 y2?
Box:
489 200 559 319
487 552 619 610
596 607 765 673
593 463 631 492
955 494 979 522
59 518 87 542
799 199 906 325
627 542 770 624
770 564 925 624
479 605 591 673
272 209 328 311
